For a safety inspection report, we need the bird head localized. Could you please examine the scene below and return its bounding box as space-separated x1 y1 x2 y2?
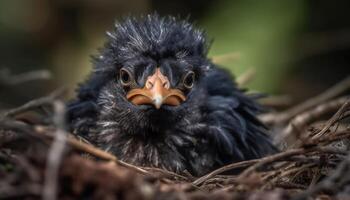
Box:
87 15 211 132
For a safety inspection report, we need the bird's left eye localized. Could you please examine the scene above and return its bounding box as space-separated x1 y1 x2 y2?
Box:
183 71 195 89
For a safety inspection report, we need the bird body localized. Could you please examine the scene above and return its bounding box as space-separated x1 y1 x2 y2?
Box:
68 14 276 176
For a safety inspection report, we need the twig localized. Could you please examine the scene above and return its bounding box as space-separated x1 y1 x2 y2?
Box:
211 52 241 64
262 163 317 188
193 144 348 187
236 147 332 180
193 159 259 186
259 76 350 125
42 101 67 200
1 88 66 118
0 69 52 86
236 68 256 87
261 145 349 186
35 127 118 161
293 152 350 200
307 130 350 147
142 167 189 181
275 97 349 147
117 160 152 176
34 126 151 176
312 99 350 139
0 119 150 177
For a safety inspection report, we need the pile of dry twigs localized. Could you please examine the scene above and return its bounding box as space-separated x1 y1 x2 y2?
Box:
0 70 350 200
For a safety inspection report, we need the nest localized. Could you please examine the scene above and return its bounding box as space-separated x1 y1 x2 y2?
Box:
0 70 350 200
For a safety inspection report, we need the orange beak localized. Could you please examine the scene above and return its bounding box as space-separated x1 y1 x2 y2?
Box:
126 68 186 109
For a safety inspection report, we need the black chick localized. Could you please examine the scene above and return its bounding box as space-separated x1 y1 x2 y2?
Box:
68 14 276 176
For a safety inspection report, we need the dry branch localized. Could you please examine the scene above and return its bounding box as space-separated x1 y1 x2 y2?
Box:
211 52 241 64
259 76 350 125
275 96 349 147
0 69 52 86
236 68 256 87
42 101 67 200
312 99 350 139
1 88 66 118
294 152 350 200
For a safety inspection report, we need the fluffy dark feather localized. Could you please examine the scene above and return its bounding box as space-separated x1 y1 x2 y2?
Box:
68 14 277 176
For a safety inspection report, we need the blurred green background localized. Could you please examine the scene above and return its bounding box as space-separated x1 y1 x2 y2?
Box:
0 0 349 107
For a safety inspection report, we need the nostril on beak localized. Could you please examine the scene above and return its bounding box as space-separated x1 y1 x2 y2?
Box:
146 81 154 89
163 82 169 89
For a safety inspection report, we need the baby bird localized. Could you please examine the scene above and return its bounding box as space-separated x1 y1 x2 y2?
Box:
68 14 276 176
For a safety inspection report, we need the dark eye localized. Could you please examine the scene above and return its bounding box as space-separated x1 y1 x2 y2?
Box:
183 71 195 89
120 68 133 86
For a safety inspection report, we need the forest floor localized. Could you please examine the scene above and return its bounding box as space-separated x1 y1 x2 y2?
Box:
0 70 350 200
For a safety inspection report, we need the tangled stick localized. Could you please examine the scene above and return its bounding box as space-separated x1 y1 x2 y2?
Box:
211 52 241 64
1 88 66 118
194 119 350 187
193 159 258 186
0 69 52 86
294 152 350 200
259 76 350 125
312 99 350 139
275 97 349 147
42 101 67 200
236 68 256 87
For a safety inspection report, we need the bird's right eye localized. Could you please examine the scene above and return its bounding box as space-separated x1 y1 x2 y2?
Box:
183 71 195 89
120 68 133 86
